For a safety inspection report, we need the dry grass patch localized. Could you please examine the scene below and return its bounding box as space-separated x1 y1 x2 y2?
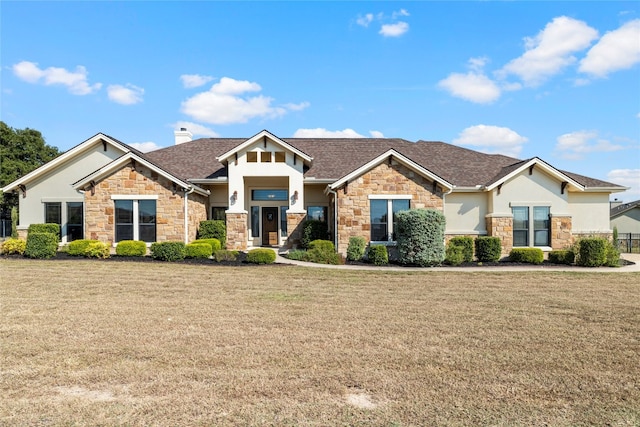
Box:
1 259 639 426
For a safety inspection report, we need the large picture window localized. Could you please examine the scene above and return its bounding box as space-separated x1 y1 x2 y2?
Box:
512 206 550 247
370 198 410 242
114 198 156 243
307 206 327 222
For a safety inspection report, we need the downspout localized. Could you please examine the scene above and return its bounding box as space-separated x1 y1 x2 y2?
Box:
327 188 338 251
184 186 196 244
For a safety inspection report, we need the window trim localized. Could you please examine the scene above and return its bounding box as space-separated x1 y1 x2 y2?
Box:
113 197 157 243
511 205 551 248
368 196 412 243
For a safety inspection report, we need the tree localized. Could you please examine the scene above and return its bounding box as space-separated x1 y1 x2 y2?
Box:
0 122 61 219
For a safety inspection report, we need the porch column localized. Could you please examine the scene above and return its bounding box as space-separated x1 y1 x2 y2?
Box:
285 212 306 249
551 214 573 250
226 212 248 250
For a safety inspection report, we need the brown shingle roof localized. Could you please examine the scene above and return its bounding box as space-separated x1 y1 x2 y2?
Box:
144 136 624 189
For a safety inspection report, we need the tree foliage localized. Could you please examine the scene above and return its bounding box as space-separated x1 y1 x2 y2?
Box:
0 122 61 218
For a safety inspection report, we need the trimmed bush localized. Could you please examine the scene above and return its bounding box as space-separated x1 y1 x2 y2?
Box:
509 248 544 264
85 241 110 259
448 236 474 262
193 238 221 252
445 244 464 266
346 236 366 262
577 237 607 267
367 244 389 266
185 242 213 259
605 240 620 267
308 239 334 252
116 240 147 257
11 206 18 239
396 209 446 266
67 239 95 256
214 250 240 262
28 223 60 243
475 236 502 262
548 250 575 265
197 220 226 247
247 248 276 264
286 249 307 261
300 220 329 249
24 232 58 259
1 238 26 255
150 241 186 262
304 239 343 264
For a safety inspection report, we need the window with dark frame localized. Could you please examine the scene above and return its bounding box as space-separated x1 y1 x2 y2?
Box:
512 206 550 247
246 152 258 163
369 199 410 242
260 151 272 162
44 202 62 240
66 202 83 242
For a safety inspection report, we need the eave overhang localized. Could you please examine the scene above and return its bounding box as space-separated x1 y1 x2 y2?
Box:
216 129 313 164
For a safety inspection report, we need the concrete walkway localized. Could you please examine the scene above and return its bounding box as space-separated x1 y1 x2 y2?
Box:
274 249 640 273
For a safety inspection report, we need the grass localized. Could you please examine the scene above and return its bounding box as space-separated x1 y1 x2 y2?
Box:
1 259 639 426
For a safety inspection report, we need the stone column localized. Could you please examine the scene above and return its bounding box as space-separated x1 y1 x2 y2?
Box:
225 212 248 250
485 214 513 254
550 215 572 250
286 212 307 249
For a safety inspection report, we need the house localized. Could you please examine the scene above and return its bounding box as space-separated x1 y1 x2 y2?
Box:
611 200 640 234
2 129 626 255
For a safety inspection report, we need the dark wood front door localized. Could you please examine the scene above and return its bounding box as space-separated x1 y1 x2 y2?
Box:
262 207 278 246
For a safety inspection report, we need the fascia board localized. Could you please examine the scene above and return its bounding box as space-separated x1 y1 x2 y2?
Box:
485 158 585 191
216 129 313 163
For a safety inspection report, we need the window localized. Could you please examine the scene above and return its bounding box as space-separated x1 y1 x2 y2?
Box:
307 206 327 222
211 206 227 221
252 189 288 201
274 152 286 163
370 198 410 242
261 151 272 162
247 152 257 163
512 206 550 247
44 202 62 239
114 199 156 242
251 206 260 238
67 202 83 242
280 206 288 237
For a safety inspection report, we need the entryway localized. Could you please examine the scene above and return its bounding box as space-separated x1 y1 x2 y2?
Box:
262 206 278 246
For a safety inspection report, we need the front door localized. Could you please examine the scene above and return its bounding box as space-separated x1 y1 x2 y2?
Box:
262 207 278 246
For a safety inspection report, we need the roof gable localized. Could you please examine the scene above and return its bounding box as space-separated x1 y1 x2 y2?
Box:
485 157 585 192
611 200 640 218
2 133 133 193
216 129 313 164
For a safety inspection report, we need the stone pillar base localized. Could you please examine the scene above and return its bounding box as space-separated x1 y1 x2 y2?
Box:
226 212 248 250
551 215 572 250
286 212 307 249
485 215 513 255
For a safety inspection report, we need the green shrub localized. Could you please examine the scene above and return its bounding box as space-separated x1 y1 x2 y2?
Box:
367 244 389 266
346 236 366 261
1 238 26 255
303 239 342 264
11 206 18 239
445 244 464 266
448 236 474 262
475 236 502 262
214 249 239 262
150 241 186 261
185 242 213 259
308 239 334 252
286 249 307 261
300 220 329 249
577 237 607 267
24 232 58 259
605 240 620 267
193 238 221 252
197 220 226 247
548 250 575 265
67 239 95 256
85 241 110 259
247 248 276 264
509 248 544 264
28 223 60 243
396 209 446 266
116 240 147 257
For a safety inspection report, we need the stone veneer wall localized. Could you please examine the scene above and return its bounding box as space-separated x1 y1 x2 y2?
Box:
84 164 206 243
551 215 573 250
286 212 307 248
485 215 513 255
188 192 208 241
335 161 444 254
225 212 248 250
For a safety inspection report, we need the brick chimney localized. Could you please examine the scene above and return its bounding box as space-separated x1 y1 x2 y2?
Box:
174 127 193 145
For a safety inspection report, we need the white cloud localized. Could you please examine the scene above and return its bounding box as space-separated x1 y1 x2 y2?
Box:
356 13 374 27
107 84 144 105
12 61 102 95
292 128 366 138
369 130 385 138
380 22 409 37
579 19 640 78
555 130 625 160
180 74 214 88
607 169 640 197
452 125 528 158
129 141 163 153
392 9 410 19
438 71 501 104
181 77 305 125
172 121 220 137
500 16 598 86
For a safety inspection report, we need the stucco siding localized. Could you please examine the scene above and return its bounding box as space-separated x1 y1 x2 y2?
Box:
444 192 488 234
568 192 611 233
611 208 640 233
490 170 570 215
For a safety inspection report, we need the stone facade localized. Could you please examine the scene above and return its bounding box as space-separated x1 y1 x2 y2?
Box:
551 215 573 250
485 215 513 255
84 164 206 244
225 212 248 250
334 160 444 254
286 212 306 249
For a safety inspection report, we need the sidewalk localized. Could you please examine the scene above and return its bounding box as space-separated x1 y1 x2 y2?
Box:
274 250 640 273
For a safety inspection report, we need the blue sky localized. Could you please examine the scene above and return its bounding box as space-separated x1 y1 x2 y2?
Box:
2 1 639 199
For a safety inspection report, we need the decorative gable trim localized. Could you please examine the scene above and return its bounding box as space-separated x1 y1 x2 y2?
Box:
72 152 209 197
485 157 585 192
328 149 453 191
215 129 313 164
2 133 130 193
